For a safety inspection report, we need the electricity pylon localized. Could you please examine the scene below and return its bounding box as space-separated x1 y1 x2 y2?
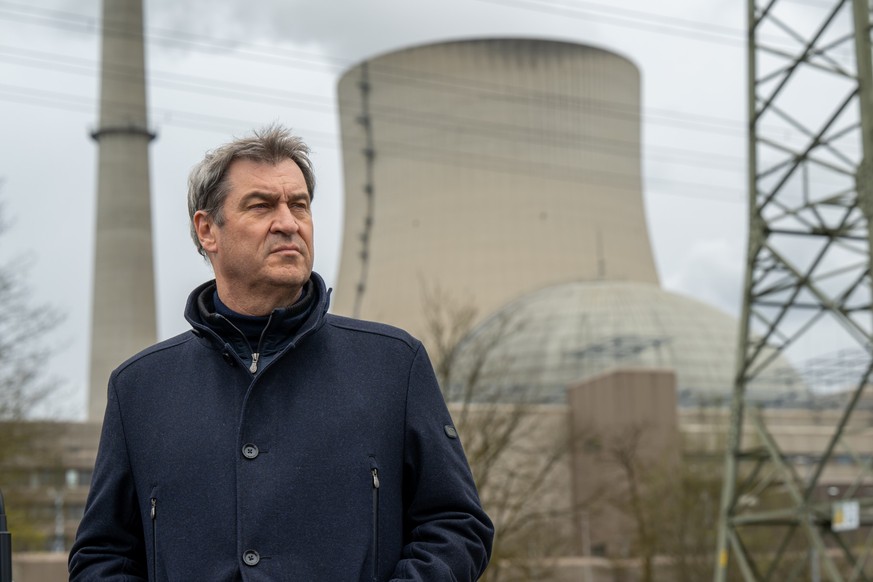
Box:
715 0 873 580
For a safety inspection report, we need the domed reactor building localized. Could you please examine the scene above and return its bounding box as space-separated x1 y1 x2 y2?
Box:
332 39 810 577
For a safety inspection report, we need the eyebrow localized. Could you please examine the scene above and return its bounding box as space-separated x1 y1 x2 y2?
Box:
286 192 311 203
240 191 274 203
239 191 310 206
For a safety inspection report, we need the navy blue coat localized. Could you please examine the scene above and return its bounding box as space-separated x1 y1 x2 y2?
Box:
69 274 493 581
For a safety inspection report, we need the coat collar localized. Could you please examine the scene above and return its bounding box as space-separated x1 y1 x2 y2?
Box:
185 271 331 355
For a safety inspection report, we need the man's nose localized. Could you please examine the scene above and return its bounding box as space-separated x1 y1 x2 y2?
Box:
271 205 299 234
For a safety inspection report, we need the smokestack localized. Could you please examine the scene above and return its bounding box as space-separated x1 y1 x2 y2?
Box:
88 0 156 421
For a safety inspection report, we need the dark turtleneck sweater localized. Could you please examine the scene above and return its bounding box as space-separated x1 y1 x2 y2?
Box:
198 280 316 373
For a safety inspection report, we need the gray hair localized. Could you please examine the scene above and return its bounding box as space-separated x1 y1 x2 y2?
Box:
187 124 316 257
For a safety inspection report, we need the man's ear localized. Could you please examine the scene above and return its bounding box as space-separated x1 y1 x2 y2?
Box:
193 211 218 254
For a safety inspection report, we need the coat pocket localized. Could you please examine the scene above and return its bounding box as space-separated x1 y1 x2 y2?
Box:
149 488 158 581
369 456 380 582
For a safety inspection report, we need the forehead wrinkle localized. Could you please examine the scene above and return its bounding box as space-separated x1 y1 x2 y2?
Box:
227 159 310 203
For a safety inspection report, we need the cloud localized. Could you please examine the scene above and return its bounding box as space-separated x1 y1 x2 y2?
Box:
663 238 745 317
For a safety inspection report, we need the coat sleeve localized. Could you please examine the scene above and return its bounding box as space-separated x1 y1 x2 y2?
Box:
390 343 494 581
68 379 148 581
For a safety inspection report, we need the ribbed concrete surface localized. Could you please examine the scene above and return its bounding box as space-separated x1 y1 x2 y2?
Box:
333 39 658 338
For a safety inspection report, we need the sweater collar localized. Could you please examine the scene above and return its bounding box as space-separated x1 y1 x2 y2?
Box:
185 272 331 356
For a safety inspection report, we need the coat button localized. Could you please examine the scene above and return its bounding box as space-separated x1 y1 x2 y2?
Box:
242 549 260 566
242 443 259 459
222 351 235 366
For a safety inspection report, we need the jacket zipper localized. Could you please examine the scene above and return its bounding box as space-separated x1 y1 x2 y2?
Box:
371 467 380 581
249 311 274 374
213 312 273 375
150 497 157 579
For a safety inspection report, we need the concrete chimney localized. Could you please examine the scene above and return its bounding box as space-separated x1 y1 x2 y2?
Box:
88 0 156 421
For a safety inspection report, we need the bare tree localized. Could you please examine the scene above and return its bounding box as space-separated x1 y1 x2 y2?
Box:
0 198 65 550
420 285 594 582
0 203 62 421
592 422 731 582
602 425 660 582
421 286 747 581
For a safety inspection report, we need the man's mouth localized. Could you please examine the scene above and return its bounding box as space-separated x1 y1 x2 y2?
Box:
271 245 300 255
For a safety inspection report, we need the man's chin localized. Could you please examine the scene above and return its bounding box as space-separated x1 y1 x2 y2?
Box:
266 269 311 288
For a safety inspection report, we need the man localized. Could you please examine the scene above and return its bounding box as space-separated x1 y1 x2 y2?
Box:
69 125 493 581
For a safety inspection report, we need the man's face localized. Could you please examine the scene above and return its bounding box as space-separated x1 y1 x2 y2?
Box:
196 158 314 306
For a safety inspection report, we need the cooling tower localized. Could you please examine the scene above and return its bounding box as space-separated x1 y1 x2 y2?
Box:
333 39 658 338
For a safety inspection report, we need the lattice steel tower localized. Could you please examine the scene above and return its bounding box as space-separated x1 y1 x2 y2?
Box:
715 0 873 580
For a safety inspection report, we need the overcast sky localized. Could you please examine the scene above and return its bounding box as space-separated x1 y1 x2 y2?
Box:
0 0 790 418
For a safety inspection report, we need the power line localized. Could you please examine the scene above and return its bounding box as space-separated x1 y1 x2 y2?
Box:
0 45 335 113
0 1 843 146
473 0 856 61
1 3 848 204
0 43 757 173
2 0 850 77
0 41 751 140
3 0 860 120
0 0 800 61
0 82 337 147
0 52 750 177
339 134 748 202
0 41 801 176
1 41 849 196
474 0 747 45
0 1 346 72
0 80 746 202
